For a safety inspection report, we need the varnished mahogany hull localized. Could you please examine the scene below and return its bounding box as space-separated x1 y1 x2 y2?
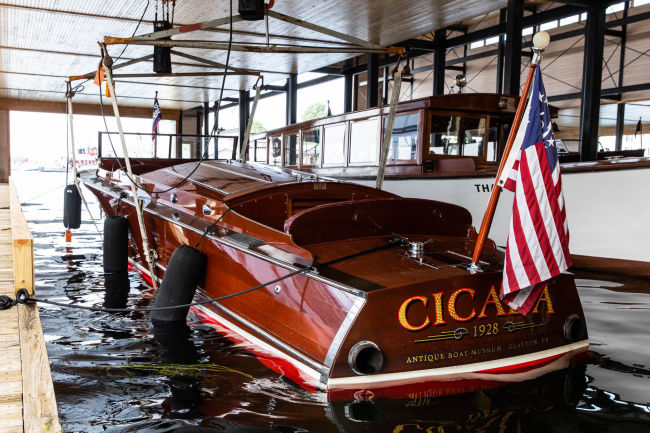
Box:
83 163 588 400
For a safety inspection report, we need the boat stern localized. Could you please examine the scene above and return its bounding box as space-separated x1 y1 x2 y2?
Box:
324 271 589 400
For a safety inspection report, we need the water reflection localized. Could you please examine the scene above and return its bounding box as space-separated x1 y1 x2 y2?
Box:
13 170 650 433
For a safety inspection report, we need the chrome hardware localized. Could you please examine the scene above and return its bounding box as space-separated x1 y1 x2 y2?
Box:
408 241 424 260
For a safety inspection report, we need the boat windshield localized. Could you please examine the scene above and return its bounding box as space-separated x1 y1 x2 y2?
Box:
429 114 486 158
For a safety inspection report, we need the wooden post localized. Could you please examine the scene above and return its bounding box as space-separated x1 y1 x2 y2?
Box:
10 179 34 295
0 109 10 183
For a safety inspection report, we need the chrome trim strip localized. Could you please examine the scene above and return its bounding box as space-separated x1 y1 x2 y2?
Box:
320 296 366 383
194 295 328 375
84 175 366 298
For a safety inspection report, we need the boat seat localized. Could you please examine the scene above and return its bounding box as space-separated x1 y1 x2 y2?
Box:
284 197 472 246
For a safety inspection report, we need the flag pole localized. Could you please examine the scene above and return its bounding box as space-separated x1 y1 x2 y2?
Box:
470 32 550 269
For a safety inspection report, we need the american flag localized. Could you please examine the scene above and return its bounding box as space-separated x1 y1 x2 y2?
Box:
152 96 162 136
501 66 571 315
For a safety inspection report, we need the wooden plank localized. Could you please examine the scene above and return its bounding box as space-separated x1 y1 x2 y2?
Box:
0 181 61 433
18 304 62 433
0 183 22 433
9 179 34 295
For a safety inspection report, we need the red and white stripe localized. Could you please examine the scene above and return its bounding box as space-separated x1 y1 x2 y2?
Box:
502 140 571 313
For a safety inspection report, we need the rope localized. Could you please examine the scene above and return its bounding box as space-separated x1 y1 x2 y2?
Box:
194 207 232 248
104 66 158 292
6 238 401 314
66 87 103 238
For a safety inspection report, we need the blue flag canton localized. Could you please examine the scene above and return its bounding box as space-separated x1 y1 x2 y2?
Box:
152 98 162 134
522 67 559 173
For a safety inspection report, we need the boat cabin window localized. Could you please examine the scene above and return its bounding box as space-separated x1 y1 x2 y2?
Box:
284 133 299 167
486 125 498 162
384 113 418 161
429 115 486 158
302 129 321 167
270 136 282 165
255 139 267 162
350 118 379 164
323 123 346 166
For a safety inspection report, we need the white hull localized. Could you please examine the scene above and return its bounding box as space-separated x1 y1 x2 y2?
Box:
358 166 650 261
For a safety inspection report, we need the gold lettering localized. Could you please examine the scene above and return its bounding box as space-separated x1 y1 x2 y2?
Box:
478 285 506 318
431 292 446 326
532 285 555 314
398 296 430 331
448 288 476 322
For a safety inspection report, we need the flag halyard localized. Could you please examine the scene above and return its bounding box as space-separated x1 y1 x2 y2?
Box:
501 66 571 315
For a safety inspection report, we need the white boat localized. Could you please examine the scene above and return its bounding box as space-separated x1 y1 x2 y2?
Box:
247 93 649 261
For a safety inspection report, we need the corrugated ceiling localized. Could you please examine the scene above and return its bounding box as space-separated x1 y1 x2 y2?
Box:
0 0 506 110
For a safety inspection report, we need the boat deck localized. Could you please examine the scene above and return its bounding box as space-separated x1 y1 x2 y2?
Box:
0 182 61 433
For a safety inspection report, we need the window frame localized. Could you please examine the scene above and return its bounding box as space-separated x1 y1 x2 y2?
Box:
283 131 301 168
322 122 348 167
380 109 423 166
254 137 268 163
425 109 491 163
348 117 382 166
268 135 283 166
300 127 323 168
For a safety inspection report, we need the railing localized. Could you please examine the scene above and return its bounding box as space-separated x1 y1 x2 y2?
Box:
97 132 239 161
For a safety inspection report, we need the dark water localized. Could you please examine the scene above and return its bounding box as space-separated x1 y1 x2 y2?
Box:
13 170 650 433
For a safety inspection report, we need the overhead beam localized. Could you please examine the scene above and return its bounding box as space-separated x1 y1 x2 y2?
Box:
267 10 383 50
0 98 180 119
334 4 589 80
135 16 244 40
104 37 403 55
550 82 650 102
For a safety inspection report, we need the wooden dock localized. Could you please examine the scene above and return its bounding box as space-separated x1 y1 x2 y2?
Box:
0 181 61 433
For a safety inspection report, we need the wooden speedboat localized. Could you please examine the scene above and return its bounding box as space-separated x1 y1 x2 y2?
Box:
82 158 588 399
246 93 650 261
